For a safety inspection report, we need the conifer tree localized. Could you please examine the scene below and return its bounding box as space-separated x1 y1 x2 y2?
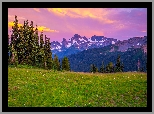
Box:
90 64 98 73
105 64 110 73
44 35 53 69
33 25 40 66
99 61 105 73
115 55 123 72
53 55 60 71
108 62 114 73
62 57 70 71
23 19 32 65
38 31 45 68
10 15 19 65
29 21 37 65
90 64 93 73
17 26 25 64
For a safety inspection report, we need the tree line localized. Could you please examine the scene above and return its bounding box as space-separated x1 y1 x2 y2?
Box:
90 55 124 73
8 15 70 71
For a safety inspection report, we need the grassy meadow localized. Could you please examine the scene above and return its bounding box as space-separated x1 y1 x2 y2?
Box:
8 65 147 107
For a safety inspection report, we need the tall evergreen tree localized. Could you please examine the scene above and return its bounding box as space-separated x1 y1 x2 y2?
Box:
23 19 32 65
53 55 60 71
38 31 45 68
90 64 98 73
105 64 110 73
44 35 53 69
108 62 114 73
62 57 70 71
17 25 25 64
115 55 123 72
10 15 19 65
33 25 40 66
99 61 105 73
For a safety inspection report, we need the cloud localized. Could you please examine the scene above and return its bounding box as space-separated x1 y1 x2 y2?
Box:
33 8 40 12
141 30 146 32
45 8 115 24
36 26 59 33
8 21 59 33
8 21 23 28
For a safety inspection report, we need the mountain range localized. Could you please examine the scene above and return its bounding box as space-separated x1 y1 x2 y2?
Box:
51 34 147 59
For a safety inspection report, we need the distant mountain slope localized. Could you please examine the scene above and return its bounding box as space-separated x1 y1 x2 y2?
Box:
66 45 147 72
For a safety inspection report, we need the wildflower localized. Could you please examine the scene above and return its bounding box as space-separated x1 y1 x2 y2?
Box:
114 78 115 79
27 70 28 72
128 77 129 78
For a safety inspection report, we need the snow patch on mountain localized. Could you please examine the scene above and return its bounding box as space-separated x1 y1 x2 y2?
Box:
67 43 72 48
112 41 115 44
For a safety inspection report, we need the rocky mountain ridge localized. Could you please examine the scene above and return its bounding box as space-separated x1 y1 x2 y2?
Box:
51 34 147 58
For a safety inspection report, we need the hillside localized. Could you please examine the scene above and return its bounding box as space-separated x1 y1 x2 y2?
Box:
66 45 147 72
8 67 147 107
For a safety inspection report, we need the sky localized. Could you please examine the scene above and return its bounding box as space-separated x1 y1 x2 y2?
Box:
8 8 147 42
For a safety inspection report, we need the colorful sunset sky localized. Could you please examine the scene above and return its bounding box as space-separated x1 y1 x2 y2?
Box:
8 8 147 42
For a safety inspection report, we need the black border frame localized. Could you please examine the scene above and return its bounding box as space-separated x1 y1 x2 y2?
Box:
2 2 152 112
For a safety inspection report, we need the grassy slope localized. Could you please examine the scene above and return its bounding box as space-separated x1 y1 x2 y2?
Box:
8 67 147 107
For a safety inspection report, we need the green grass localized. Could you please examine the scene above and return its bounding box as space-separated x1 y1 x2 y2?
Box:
8 66 147 107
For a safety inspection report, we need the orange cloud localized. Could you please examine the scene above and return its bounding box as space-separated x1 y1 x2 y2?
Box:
45 8 115 24
8 21 23 28
37 26 59 33
8 21 59 33
33 8 40 12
